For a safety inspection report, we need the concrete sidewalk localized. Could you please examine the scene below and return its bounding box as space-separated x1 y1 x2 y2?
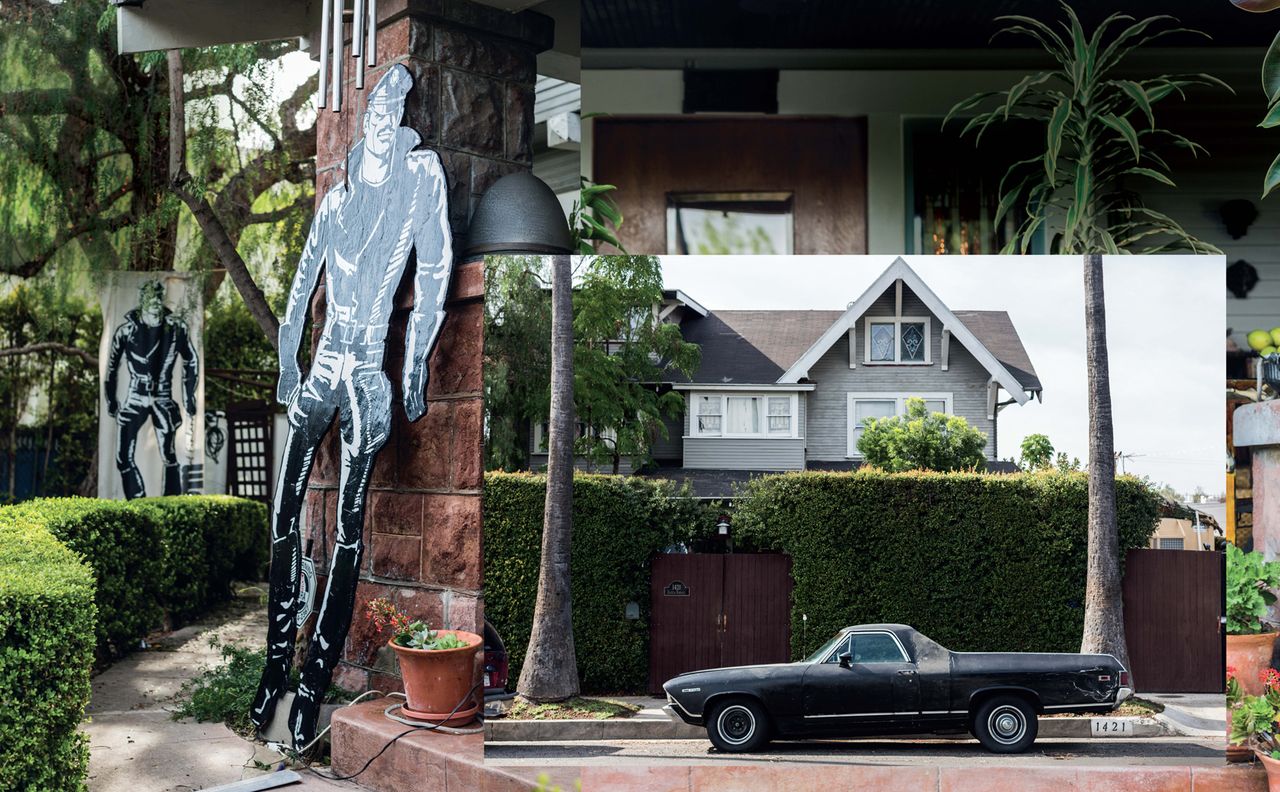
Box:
1143 693 1226 738
82 590 358 792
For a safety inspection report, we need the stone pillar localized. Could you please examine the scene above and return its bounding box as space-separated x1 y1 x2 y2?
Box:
304 0 552 693
1235 400 1280 561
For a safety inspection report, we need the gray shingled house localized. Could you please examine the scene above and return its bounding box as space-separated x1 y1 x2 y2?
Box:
530 257 1041 495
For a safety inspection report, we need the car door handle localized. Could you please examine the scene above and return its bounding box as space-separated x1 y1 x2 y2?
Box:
897 669 916 675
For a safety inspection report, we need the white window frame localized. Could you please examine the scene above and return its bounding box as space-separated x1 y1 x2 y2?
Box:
689 392 799 439
863 315 932 365
846 392 953 457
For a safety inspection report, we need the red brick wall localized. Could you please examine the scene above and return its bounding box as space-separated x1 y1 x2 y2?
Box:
303 0 549 692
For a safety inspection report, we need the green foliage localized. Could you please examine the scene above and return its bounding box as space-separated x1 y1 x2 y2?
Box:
484 255 699 474
129 496 269 623
731 470 1161 658
1019 433 1055 471
1227 543 1280 635
1263 28 1280 197
203 294 279 410
0 512 95 791
484 473 718 692
2 498 164 657
857 398 987 472
570 178 624 254
0 496 267 657
172 643 266 736
946 2 1227 254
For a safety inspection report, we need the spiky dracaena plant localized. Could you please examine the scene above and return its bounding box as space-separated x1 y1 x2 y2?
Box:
944 3 1228 254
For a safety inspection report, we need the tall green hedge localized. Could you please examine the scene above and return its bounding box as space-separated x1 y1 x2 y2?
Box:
2 496 268 658
0 513 96 791
131 496 269 623
732 470 1161 657
484 473 715 692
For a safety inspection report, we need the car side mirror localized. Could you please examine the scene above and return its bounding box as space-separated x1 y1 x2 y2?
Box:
838 652 852 669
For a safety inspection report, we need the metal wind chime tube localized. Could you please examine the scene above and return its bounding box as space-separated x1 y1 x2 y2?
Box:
367 0 377 66
353 0 365 90
317 0 331 109
331 0 344 111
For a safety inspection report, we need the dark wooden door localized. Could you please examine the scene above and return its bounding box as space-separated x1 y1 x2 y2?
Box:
1121 549 1224 693
593 117 867 255
649 553 792 695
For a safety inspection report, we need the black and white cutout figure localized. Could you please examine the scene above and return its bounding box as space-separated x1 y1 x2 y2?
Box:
250 64 453 748
104 279 200 499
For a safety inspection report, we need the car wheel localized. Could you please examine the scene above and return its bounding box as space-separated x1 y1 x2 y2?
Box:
706 698 771 752
971 695 1038 754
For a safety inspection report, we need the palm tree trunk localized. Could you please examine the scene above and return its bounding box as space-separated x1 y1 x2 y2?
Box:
517 254 579 702
1079 253 1130 671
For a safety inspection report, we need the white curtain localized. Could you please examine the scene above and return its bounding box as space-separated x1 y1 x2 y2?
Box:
725 396 760 434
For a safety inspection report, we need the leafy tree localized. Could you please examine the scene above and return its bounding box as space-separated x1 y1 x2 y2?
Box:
484 254 699 474
857 398 987 472
947 3 1226 672
1019 433 1055 470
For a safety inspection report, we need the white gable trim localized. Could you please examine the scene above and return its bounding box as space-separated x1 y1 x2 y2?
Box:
777 257 1029 406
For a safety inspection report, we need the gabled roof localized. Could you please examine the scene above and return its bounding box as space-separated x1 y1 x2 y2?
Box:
671 310 842 384
777 258 1032 404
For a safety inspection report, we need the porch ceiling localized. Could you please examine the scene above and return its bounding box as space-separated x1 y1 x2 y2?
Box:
583 0 1273 50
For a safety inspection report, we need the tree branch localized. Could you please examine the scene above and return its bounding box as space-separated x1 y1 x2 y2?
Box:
245 194 312 225
0 342 97 368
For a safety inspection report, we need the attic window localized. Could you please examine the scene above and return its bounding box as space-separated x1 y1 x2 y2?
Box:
864 317 931 365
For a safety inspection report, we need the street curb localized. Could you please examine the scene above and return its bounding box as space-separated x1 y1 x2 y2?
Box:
484 715 1171 742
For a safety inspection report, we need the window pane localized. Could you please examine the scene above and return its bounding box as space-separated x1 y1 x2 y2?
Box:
726 396 761 434
823 635 853 664
767 397 791 434
697 396 721 436
667 193 794 255
698 415 722 434
848 633 907 663
855 400 897 424
900 322 926 361
923 399 947 414
1158 538 1184 550
870 323 895 361
767 397 790 415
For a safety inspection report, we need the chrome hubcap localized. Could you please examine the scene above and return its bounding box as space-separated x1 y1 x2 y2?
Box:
988 705 1025 744
718 705 756 745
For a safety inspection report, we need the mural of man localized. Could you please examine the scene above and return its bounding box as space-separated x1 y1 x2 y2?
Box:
104 279 199 499
250 64 453 747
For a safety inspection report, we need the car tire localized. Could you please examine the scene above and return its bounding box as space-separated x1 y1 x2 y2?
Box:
706 698 771 753
971 695 1038 754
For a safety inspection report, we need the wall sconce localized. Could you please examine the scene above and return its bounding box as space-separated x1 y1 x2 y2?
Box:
1228 259 1260 299
716 515 731 537
624 601 640 620
464 172 573 258
1221 199 1259 240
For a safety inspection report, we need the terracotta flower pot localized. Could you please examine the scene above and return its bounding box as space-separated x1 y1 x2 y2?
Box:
389 629 483 727
1229 632 1280 696
1258 750 1280 791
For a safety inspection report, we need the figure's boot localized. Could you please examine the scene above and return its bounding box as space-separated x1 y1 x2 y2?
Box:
119 466 146 500
289 540 362 748
163 463 182 496
250 531 301 733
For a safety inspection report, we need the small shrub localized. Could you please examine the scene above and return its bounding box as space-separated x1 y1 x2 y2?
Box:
173 643 268 736
0 515 96 791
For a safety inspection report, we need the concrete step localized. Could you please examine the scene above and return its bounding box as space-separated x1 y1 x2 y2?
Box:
328 699 533 792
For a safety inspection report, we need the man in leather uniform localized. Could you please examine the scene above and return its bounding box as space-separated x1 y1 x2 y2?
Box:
104 279 199 499
250 65 453 748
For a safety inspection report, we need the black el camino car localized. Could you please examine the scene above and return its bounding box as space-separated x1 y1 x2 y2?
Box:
663 624 1131 754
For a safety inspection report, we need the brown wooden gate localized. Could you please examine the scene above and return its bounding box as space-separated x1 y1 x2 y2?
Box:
649 553 792 695
225 400 274 504
1121 549 1224 693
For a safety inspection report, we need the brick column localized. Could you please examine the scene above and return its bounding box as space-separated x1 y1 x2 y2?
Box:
304 0 551 693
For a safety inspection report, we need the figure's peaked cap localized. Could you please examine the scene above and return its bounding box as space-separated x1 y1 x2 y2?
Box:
368 64 412 111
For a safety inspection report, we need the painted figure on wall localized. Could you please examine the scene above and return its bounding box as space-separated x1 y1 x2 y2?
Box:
250 64 453 747
104 279 200 499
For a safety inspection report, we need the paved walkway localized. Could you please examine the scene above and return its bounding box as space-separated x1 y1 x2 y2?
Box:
82 590 357 792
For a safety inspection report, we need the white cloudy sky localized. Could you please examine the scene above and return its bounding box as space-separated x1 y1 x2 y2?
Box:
659 255 1225 497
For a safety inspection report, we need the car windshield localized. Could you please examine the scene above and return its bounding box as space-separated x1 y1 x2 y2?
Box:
803 631 846 663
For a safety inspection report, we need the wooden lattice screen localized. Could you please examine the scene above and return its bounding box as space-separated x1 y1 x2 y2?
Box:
226 401 274 504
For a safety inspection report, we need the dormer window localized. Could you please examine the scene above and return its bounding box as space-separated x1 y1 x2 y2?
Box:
864 316 931 365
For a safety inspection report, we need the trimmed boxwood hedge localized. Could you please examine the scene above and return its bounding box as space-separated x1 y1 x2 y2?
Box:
0 513 96 791
731 470 1162 658
2 496 269 658
484 473 715 692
